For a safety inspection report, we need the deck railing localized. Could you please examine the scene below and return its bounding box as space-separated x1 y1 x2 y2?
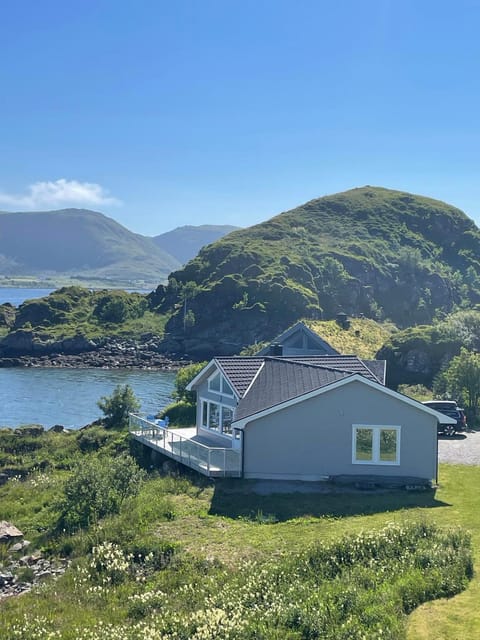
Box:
129 413 241 477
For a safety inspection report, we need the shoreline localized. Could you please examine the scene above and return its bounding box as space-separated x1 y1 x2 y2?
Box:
0 352 188 370
0 335 192 370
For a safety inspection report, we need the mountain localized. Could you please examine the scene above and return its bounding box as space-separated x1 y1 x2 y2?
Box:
152 224 240 264
151 186 480 357
0 208 181 287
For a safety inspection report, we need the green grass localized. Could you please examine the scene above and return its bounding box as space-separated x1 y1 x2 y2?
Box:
0 455 480 639
307 317 396 358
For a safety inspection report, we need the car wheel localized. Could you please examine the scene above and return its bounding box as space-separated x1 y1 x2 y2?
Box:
444 424 456 437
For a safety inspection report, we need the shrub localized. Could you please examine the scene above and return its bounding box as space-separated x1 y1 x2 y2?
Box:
160 400 196 426
97 384 141 430
57 454 145 532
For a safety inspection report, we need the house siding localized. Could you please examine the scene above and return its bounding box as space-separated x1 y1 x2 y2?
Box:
241 380 437 481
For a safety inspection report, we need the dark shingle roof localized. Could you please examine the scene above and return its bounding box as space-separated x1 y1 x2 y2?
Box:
280 355 381 383
214 354 383 399
215 357 264 397
363 359 386 385
234 359 352 421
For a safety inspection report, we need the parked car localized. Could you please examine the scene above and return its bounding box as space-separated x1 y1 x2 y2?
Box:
422 400 467 436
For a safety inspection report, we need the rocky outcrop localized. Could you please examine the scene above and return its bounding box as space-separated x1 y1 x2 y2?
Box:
0 333 190 369
0 521 69 600
0 303 16 329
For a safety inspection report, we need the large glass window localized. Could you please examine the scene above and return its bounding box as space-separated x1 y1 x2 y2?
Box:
200 400 235 437
353 426 400 465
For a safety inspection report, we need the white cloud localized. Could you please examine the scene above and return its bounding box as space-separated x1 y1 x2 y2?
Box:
0 179 121 209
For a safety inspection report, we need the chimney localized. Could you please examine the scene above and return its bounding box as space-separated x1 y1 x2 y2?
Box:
270 343 283 356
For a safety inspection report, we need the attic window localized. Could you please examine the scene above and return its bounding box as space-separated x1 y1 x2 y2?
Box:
208 371 234 397
352 425 400 465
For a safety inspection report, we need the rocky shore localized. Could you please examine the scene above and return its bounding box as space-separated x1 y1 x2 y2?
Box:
0 332 191 369
0 521 69 601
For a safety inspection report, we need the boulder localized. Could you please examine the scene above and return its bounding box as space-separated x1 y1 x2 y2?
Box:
0 522 23 543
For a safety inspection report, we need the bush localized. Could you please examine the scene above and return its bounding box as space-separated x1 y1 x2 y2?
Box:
57 454 145 532
98 384 141 430
160 400 196 426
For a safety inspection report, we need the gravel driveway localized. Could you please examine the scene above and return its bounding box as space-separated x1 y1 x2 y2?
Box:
438 430 480 465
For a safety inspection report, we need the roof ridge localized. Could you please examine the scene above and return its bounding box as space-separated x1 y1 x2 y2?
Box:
264 356 359 377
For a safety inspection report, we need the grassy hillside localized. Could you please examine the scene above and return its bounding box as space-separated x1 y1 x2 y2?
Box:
152 224 240 264
0 209 180 287
154 187 480 357
307 317 396 358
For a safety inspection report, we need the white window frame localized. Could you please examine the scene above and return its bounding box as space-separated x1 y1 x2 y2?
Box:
200 398 235 438
207 371 234 397
352 424 401 466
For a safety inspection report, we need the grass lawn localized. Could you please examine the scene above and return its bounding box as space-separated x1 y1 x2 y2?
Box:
0 461 479 638
148 464 480 638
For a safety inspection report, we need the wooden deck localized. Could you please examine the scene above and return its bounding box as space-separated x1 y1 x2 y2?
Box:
129 414 241 477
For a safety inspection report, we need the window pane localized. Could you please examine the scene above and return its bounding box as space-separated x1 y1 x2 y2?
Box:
356 429 373 461
202 402 208 427
208 403 220 430
222 378 234 396
222 407 233 434
380 429 397 462
209 373 221 392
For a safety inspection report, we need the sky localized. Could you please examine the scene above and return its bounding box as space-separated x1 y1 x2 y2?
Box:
2 0 480 235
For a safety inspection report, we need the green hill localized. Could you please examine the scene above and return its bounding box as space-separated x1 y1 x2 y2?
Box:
152 224 240 264
0 208 181 288
153 186 480 357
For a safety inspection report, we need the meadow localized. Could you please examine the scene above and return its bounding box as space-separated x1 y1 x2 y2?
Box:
0 426 479 639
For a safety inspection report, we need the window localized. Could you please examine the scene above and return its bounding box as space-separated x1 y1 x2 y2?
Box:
200 399 235 437
209 372 221 392
208 403 220 431
353 425 400 465
222 407 233 435
208 371 234 397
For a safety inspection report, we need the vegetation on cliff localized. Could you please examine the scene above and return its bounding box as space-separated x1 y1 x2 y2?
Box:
151 187 480 357
0 287 167 348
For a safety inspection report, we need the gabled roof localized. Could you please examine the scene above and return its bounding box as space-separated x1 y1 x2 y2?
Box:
256 321 339 356
233 372 458 428
210 354 382 399
235 358 352 421
215 357 264 397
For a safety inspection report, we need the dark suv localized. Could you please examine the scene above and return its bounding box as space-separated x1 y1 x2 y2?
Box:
422 400 467 436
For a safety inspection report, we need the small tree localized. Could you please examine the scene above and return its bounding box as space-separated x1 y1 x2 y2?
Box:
98 384 141 429
434 348 480 424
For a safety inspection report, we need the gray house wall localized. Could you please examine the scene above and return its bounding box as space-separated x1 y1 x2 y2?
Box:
241 380 437 481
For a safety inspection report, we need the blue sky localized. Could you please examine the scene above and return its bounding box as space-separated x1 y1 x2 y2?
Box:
2 0 480 235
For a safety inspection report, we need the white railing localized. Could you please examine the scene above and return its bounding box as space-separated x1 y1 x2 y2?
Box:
129 413 241 477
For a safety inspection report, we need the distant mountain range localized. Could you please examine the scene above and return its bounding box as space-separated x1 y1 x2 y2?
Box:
0 209 238 288
152 225 239 265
